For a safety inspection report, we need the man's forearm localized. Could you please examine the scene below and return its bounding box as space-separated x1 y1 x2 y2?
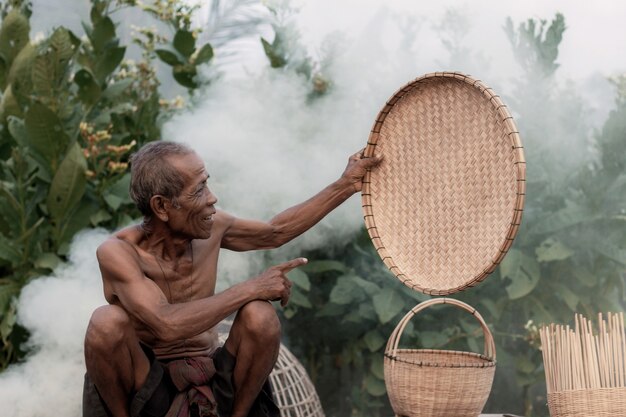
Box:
267 177 355 246
151 282 255 343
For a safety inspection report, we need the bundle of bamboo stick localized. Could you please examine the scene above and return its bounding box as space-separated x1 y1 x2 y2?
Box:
540 312 626 393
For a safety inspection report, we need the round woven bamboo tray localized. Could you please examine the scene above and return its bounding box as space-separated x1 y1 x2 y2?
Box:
362 72 525 295
384 298 496 417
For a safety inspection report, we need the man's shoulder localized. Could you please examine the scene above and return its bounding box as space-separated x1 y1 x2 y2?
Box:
97 226 142 265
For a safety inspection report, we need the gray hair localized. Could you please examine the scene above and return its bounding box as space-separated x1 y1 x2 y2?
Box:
129 141 195 216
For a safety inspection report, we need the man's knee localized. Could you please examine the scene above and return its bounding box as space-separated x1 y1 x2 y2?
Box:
237 301 281 341
85 305 132 351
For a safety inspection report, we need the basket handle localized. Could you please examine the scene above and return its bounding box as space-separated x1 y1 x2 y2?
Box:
386 297 496 360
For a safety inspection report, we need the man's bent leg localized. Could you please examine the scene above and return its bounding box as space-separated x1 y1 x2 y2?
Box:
223 301 281 417
84 305 151 417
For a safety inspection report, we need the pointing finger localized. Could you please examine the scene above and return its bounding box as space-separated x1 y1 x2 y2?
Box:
275 257 308 273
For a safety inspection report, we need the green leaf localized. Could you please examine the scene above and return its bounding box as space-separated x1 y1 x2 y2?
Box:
329 275 357 305
515 354 537 374
59 199 98 244
572 267 597 287
528 200 593 236
107 173 132 198
315 302 344 318
94 46 125 82
0 54 6 90
74 69 101 106
91 16 115 51
0 281 20 314
90 209 112 226
24 102 68 171
7 43 35 107
500 248 541 299
7 116 27 147
535 238 574 262
156 49 183 66
289 288 312 308
351 275 381 296
89 1 107 24
553 283 579 311
283 307 296 319
370 355 384 379
0 10 30 66
301 260 348 274
372 288 405 324
34 252 62 271
287 268 310 291
0 233 21 264
49 27 75 63
261 36 286 68
364 374 386 397
480 298 502 319
101 78 132 100
194 43 213 65
419 331 450 348
32 49 56 98
467 337 480 353
0 298 17 341
173 30 196 58
363 329 386 352
593 242 626 265
46 142 87 222
103 193 123 210
173 65 197 89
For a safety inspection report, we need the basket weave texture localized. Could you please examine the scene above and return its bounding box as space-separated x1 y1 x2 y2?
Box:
548 387 626 417
362 72 525 295
384 298 496 417
269 344 325 417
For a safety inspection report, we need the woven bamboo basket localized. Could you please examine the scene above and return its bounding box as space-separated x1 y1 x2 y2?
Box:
217 324 325 417
269 344 325 417
540 313 626 417
362 72 525 295
384 298 496 417
548 388 626 417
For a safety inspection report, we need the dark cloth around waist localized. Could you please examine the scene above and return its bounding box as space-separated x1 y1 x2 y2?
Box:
82 345 279 417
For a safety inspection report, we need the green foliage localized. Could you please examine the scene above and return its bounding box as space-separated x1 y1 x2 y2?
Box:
261 3 330 99
0 0 212 370
504 13 566 78
137 0 214 90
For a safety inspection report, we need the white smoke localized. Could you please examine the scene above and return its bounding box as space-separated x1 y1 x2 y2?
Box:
2 1 626 416
0 229 109 417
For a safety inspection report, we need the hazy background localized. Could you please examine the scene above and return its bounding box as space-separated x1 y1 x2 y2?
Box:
1 0 625 415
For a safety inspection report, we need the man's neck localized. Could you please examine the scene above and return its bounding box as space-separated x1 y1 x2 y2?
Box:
140 220 192 262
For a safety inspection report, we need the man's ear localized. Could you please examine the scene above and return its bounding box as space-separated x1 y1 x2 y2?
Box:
149 195 169 222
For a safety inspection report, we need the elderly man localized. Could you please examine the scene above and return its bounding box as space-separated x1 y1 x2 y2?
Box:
82 141 379 417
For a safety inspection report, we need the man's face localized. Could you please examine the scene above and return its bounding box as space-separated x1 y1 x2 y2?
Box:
166 152 217 239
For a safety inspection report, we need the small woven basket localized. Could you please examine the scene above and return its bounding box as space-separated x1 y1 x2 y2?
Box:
384 298 496 417
269 345 325 417
548 388 626 417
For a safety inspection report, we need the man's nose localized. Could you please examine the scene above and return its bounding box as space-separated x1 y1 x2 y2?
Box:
207 191 218 206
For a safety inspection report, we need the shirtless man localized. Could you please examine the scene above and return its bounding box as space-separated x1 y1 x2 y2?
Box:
83 141 380 417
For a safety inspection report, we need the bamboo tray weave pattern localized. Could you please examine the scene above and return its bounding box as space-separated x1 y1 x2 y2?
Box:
362 72 525 295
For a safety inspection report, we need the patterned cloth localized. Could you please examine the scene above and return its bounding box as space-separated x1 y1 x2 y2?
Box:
165 356 218 417
83 345 279 417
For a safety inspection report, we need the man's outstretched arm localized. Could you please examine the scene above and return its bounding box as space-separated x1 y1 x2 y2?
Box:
221 150 381 251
